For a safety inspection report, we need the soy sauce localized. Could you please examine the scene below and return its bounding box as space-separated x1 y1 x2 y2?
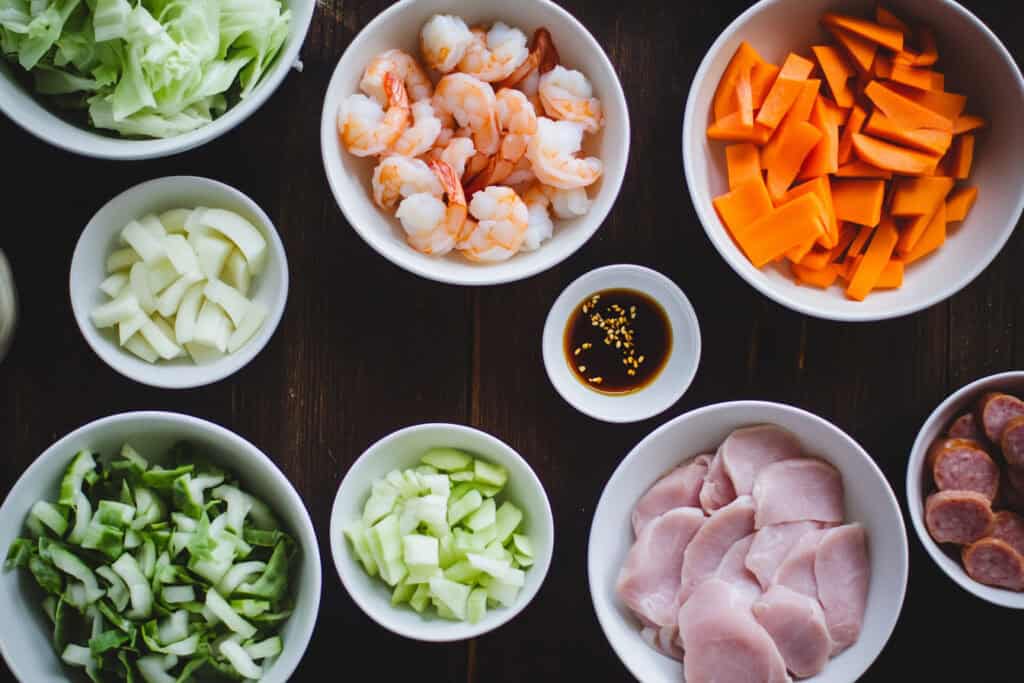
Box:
563 289 672 395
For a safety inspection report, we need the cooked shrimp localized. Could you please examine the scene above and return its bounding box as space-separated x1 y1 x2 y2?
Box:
436 137 476 179
497 27 559 90
456 23 529 83
542 184 592 218
434 73 501 155
391 100 443 157
520 184 555 252
465 88 538 195
458 186 530 262
504 156 536 187
539 65 604 133
338 73 411 157
420 14 474 73
372 156 442 210
361 49 433 103
526 117 603 189
395 160 467 256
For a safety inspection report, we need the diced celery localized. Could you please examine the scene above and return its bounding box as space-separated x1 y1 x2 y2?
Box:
514 554 534 568
466 554 525 587
473 460 508 488
391 581 416 606
405 565 442 585
362 492 397 527
369 515 406 587
447 489 483 526
438 534 459 569
443 560 481 585
409 583 431 613
451 481 501 500
483 540 512 562
467 588 487 624
486 578 521 608
343 521 378 577
428 576 470 620
512 533 533 558
465 498 496 532
449 471 474 482
402 534 439 567
30 501 68 536
421 448 473 472
434 601 459 621
419 473 450 498
494 502 524 545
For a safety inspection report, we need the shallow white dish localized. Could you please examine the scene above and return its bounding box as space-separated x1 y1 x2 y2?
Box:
588 400 908 683
542 264 700 423
0 411 321 683
682 0 1024 322
320 0 630 286
69 176 289 389
907 370 1024 609
0 0 314 160
329 423 554 641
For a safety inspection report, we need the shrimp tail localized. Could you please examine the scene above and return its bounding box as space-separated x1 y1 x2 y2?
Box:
497 28 559 90
384 71 410 111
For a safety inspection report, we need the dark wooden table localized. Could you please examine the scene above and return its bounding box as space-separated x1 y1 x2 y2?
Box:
1 0 1022 680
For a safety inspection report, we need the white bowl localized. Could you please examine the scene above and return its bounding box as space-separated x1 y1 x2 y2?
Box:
682 0 1024 322
0 411 321 683
69 176 289 389
906 370 1024 609
329 423 554 641
0 0 314 160
320 0 630 286
542 264 701 423
588 401 908 683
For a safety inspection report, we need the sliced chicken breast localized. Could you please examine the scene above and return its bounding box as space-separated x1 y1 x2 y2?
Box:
679 496 757 605
753 458 845 529
700 447 737 514
814 523 870 655
746 521 825 590
714 533 763 606
722 425 802 496
753 585 832 679
631 455 710 537
772 527 829 598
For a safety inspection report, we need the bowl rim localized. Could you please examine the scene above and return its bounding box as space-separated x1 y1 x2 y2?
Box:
328 422 555 642
541 263 702 423
0 410 322 683
680 0 1024 322
68 175 290 389
905 370 1024 609
0 0 315 161
318 0 632 287
587 399 909 682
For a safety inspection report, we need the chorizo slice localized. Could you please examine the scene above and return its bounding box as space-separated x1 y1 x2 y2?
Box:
925 490 993 545
977 392 1024 444
927 438 1000 501
947 412 984 442
1001 416 1024 468
990 510 1024 556
962 538 1024 591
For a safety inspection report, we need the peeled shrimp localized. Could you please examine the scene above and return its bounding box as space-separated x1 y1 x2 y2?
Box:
457 23 530 83
434 73 501 156
542 185 592 219
458 186 530 262
498 27 559 90
372 156 442 210
395 160 467 256
465 88 538 195
504 156 536 187
526 117 603 190
421 14 474 73
391 100 443 157
520 184 555 252
539 65 604 133
339 73 411 157
361 49 433 103
435 137 476 179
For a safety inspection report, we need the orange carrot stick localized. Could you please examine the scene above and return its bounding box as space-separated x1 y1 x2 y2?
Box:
846 217 899 300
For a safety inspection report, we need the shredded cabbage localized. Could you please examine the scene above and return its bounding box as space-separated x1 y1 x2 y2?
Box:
0 0 291 138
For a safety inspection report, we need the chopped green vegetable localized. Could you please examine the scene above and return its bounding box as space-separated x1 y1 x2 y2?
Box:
421 448 473 472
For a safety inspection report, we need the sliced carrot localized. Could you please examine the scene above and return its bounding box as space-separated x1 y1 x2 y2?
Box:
864 80 953 131
852 133 941 175
890 176 955 216
828 25 877 73
946 186 978 222
818 95 850 127
876 259 905 288
912 27 939 67
738 193 827 268
779 52 815 80
902 203 947 264
889 62 940 91
846 224 875 261
766 121 823 200
792 262 841 288
713 42 764 121
846 217 899 300
780 175 839 248
949 134 975 179
755 78 807 129
830 222 859 259
821 13 905 52
798 246 834 270
953 114 986 135
897 209 938 255
725 143 762 190
837 104 867 165
875 5 911 34
831 178 886 227
930 71 945 91
863 111 953 156
834 159 893 179
785 238 818 264
707 112 774 143
874 54 893 79
886 82 967 120
736 62 755 127
799 97 841 180
812 45 856 107
750 62 781 109
712 176 773 242
760 79 821 170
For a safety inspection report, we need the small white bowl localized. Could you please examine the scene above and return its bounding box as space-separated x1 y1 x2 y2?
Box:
320 0 630 286
0 0 314 160
907 371 1024 609
542 264 701 423
329 423 554 642
682 0 1024 322
70 176 289 389
589 401 908 683
0 411 321 683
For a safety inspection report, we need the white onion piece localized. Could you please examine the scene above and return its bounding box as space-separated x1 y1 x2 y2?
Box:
227 301 267 353
159 209 191 234
99 273 128 298
193 300 231 353
151 318 185 359
123 334 158 363
185 342 224 365
118 310 149 345
91 293 141 328
204 280 250 327
198 209 267 276
194 235 233 280
139 214 166 239
121 220 165 263
129 262 156 314
140 319 181 360
223 249 250 297
163 235 200 275
147 259 179 295
106 248 140 274
173 283 204 344
156 273 204 319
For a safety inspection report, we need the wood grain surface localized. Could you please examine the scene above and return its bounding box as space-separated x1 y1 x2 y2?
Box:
1 0 1022 680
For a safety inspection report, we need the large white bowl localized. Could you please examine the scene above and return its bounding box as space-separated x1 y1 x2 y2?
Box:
69 176 289 389
0 0 314 160
588 401 908 683
682 0 1024 322
329 423 554 641
320 0 630 286
0 412 322 683
907 371 1024 609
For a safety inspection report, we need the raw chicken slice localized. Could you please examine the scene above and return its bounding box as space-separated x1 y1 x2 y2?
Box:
700 447 737 514
753 585 833 679
640 625 684 661
772 527 829 598
722 425 801 496
814 523 870 655
714 534 762 606
616 507 705 627
631 455 710 536
746 521 824 590
679 496 756 605
678 578 791 683
753 458 845 528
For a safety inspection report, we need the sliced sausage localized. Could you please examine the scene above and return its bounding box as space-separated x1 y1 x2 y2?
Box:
962 538 1024 591
927 438 1000 501
1001 416 1024 468
947 412 984 442
977 392 1024 444
925 490 993 545
990 511 1024 556
1003 466 1024 513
